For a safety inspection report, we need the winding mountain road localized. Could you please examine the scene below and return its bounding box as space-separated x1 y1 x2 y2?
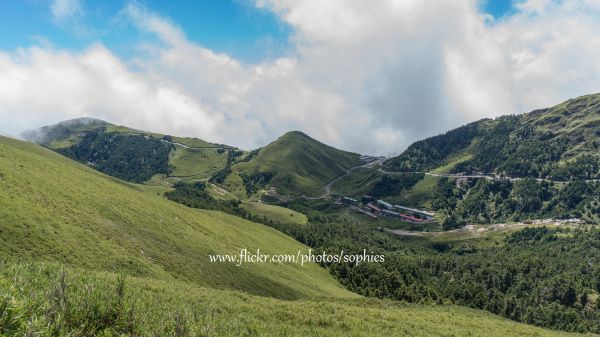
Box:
305 164 600 201
303 158 384 199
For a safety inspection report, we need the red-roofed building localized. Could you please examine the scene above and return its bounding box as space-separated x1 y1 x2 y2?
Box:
366 203 381 213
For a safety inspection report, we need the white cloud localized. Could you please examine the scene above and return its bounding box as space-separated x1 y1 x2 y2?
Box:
1 0 600 155
51 0 83 24
0 44 219 143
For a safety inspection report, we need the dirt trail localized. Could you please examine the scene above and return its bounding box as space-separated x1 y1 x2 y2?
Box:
386 219 585 237
171 142 229 150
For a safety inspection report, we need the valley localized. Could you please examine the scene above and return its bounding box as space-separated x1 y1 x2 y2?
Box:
2 132 585 336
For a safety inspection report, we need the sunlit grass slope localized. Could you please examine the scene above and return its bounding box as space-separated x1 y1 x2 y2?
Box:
169 146 227 179
241 201 308 225
329 166 382 196
0 262 583 337
0 136 352 299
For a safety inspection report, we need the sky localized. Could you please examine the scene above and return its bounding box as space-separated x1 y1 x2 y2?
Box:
1 0 600 155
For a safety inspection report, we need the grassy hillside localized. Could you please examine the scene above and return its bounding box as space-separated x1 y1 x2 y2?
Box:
329 167 382 196
22 118 117 148
241 201 308 225
169 146 227 179
0 135 352 299
385 93 600 180
231 131 362 197
0 261 583 337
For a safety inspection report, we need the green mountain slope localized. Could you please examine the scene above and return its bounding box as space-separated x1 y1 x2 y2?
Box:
0 135 352 299
332 94 600 226
230 131 362 197
23 118 232 185
385 93 600 180
27 121 364 198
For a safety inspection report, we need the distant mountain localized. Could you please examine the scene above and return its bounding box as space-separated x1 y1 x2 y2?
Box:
24 118 233 184
385 93 600 180
228 131 362 197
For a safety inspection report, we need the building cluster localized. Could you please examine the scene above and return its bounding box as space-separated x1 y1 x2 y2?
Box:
338 195 435 224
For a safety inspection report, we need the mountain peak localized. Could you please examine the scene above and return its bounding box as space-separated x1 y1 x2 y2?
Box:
230 129 361 196
279 130 311 140
22 117 110 145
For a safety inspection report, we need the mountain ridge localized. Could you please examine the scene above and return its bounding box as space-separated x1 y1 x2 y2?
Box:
26 118 365 197
385 93 600 180
24 117 234 184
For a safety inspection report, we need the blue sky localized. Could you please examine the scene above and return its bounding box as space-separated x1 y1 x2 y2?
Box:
481 0 516 19
0 0 292 63
1 0 513 63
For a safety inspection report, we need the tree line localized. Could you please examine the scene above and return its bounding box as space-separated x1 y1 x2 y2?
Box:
432 177 600 227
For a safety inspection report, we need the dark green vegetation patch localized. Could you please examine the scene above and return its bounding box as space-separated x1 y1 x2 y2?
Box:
58 130 173 183
432 177 600 225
